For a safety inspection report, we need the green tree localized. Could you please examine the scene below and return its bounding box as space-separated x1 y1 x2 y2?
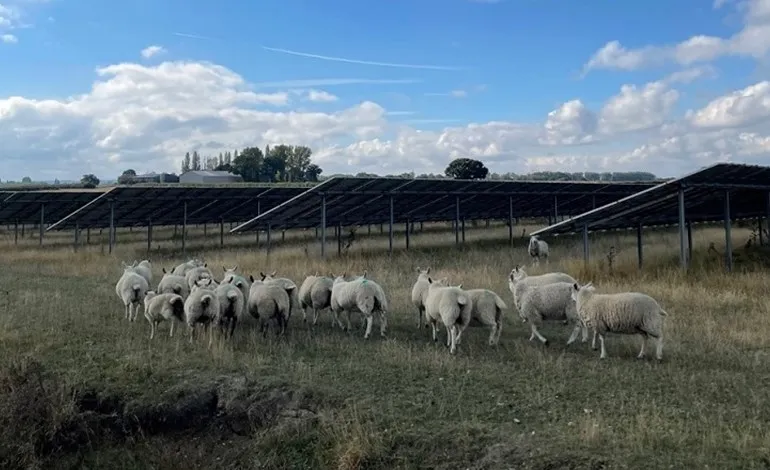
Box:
261 155 285 182
182 152 191 173
192 151 201 171
118 169 137 184
305 163 322 182
231 147 263 182
445 158 489 180
287 145 312 182
21 176 31 183
224 151 232 166
81 174 100 188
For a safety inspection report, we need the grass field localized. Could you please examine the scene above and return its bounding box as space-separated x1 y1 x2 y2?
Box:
1 219 770 469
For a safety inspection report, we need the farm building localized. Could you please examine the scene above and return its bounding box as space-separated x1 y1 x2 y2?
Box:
179 170 243 184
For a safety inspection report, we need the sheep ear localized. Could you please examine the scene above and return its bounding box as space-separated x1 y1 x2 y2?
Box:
270 270 277 276
573 283 579 290
162 267 167 274
426 267 430 274
249 275 255 282
457 283 463 289
415 266 420 273
427 277 432 283
585 281 593 288
362 270 367 278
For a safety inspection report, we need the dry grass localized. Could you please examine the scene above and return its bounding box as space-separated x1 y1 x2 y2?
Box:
1 218 770 469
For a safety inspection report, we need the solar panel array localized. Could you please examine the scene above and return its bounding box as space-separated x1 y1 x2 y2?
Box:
531 163 770 237
0 190 105 225
230 177 659 232
46 185 311 231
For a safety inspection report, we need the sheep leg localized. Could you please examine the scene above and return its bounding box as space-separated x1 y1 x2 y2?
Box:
379 311 387 337
581 323 589 343
124 304 130 320
148 319 155 340
566 323 583 346
345 310 352 332
312 307 319 325
189 324 195 344
445 324 452 348
449 325 458 354
417 307 423 329
598 334 607 359
431 321 438 342
302 306 308 323
488 325 497 345
655 335 663 361
228 317 237 339
169 320 175 338
591 330 598 350
364 315 373 339
637 334 648 359
494 319 503 344
530 323 549 345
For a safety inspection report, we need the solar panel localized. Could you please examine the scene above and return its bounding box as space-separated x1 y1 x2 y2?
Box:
230 176 659 232
0 190 105 225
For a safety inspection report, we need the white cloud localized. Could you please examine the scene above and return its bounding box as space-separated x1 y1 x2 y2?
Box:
141 45 166 59
305 89 338 102
1 33 16 43
583 0 770 73
1 56 769 181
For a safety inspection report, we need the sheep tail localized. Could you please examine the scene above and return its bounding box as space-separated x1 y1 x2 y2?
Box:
201 294 212 307
131 284 142 301
226 290 238 304
359 294 375 315
170 297 185 321
659 308 668 316
456 293 468 306
493 293 507 311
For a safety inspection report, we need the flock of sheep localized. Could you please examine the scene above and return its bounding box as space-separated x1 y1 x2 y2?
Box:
115 238 668 360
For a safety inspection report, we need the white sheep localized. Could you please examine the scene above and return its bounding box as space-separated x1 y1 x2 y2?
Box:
508 266 576 322
183 278 221 344
157 268 190 299
260 271 298 320
571 282 667 360
464 288 507 345
528 235 549 266
247 276 291 336
410 267 432 329
115 266 149 322
221 266 251 318
185 265 214 290
143 291 185 340
172 258 205 276
517 281 588 346
213 282 245 341
297 273 334 325
423 277 472 354
330 271 388 339
133 259 153 286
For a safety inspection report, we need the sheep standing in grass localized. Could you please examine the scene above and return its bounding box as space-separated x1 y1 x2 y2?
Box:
528 235 549 266
115 266 149 321
133 259 153 286
172 258 205 276
247 276 291 337
185 265 214 290
423 277 472 354
221 266 251 318
298 273 334 325
213 282 245 341
143 291 185 340
464 288 507 345
184 278 221 344
260 271 298 320
571 282 667 360
410 267 432 329
517 281 588 346
508 266 576 321
157 269 190 299
330 271 388 339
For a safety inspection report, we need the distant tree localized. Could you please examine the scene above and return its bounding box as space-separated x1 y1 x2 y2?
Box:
191 151 201 171
231 147 263 182
182 152 191 173
445 158 489 180
21 176 31 183
287 145 312 182
218 153 224 168
81 174 100 188
262 155 286 182
224 151 232 166
305 163 322 182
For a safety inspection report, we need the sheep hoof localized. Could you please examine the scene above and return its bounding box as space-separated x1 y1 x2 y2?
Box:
543 340 549 347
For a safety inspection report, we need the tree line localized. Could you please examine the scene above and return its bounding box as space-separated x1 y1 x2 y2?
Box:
180 145 323 183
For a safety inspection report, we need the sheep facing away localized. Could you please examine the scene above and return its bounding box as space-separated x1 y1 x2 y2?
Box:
221 266 251 318
410 267 431 329
423 277 472 354
508 266 576 322
517 281 588 346
185 265 214 290
464 288 507 345
260 271 298 320
297 273 334 325
247 276 291 337
571 282 667 360
115 266 149 321
528 235 549 266
184 278 221 344
157 269 190 299
330 271 388 339
172 258 205 276
214 282 245 340
143 291 185 340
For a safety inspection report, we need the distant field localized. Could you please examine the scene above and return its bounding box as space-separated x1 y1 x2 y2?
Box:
1 219 769 469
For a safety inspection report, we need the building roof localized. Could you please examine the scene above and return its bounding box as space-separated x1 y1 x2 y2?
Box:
230 176 659 232
530 162 770 237
181 170 241 178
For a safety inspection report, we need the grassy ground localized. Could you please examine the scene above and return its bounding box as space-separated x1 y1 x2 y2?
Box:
1 219 770 469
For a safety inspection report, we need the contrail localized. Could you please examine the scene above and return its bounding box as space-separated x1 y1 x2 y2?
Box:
252 78 422 88
261 45 466 71
173 32 215 40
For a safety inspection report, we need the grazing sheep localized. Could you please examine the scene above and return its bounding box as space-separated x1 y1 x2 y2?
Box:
528 235 549 266
221 266 251 318
172 258 205 276
260 271 298 320
157 268 189 299
184 278 221 344
330 271 388 339
571 282 667 360
143 291 185 340
247 276 291 337
115 266 149 322
297 273 334 325
518 281 588 346
423 277 472 354
410 267 432 329
214 282 245 341
464 288 507 345
185 265 214 290
508 266 576 321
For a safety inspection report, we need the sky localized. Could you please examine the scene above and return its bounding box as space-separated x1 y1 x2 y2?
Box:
2 0 770 182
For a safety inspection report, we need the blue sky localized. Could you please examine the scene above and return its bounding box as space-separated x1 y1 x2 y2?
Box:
1 0 770 181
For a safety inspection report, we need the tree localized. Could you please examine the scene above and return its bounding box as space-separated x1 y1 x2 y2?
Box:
21 176 31 183
224 151 232 166
262 155 285 182
81 174 100 188
305 164 322 182
182 152 191 173
192 151 201 171
118 169 138 184
231 147 263 182
287 145 312 182
445 158 489 180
